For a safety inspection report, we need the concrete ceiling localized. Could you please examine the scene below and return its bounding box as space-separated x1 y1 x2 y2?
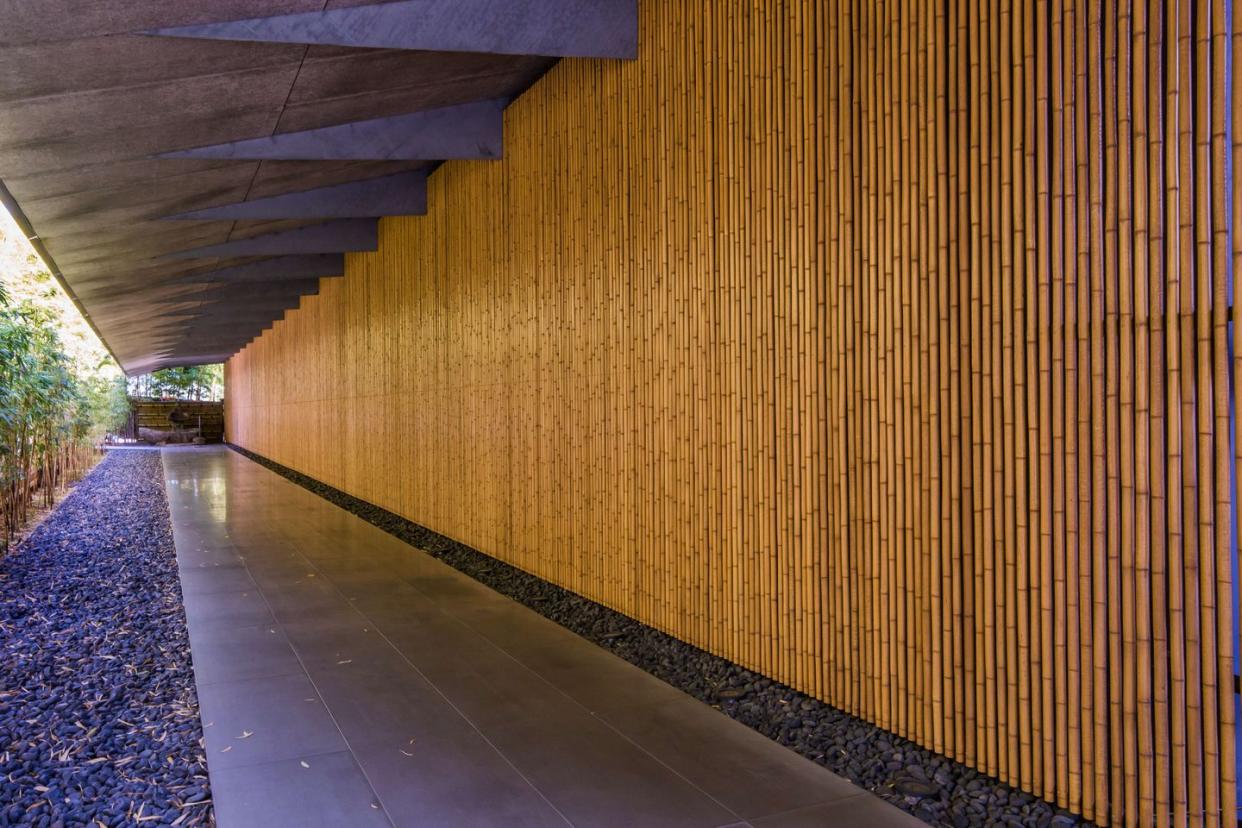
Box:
0 1 628 372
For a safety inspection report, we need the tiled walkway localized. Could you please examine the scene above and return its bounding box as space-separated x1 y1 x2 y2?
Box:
163 446 923 828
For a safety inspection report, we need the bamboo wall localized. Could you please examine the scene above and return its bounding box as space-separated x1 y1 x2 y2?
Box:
225 2 1241 824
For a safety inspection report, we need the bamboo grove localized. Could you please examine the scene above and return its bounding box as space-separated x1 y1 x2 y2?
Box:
0 282 119 548
225 1 1241 825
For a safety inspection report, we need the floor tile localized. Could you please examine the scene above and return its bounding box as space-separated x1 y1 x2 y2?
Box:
210 750 391 828
404 572 508 609
748 794 927 827
353 728 568 828
196 672 346 770
285 618 403 671
188 623 303 686
181 587 274 632
596 697 863 819
259 574 348 619
171 526 237 553
484 709 737 828
237 545 313 585
306 657 452 742
376 617 575 733
344 582 442 622
176 543 245 569
178 565 258 596
457 603 690 714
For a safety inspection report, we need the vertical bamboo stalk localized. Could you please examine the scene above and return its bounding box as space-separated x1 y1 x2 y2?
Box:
1225 2 1242 825
1176 0 1205 820
1050 0 1071 803
1035 0 1055 798
1146 3 1171 819
1192 3 1221 824
1085 0 1111 818
966 0 984 771
1129 2 1156 823
1165 0 1189 821
932 0 952 761
983 0 1003 780
1063 0 1085 807
949 0 969 763
1017 0 1038 793
998 2 1021 786
1117 4 1142 823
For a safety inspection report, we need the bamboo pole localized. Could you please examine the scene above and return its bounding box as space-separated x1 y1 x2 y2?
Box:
1191 3 1220 824
1176 0 1204 820
1129 3 1155 823
1086 0 1110 818
1226 2 1242 826
1146 3 1171 819
1165 0 1189 821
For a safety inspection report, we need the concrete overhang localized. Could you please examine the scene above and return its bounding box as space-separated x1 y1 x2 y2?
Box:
0 1 635 372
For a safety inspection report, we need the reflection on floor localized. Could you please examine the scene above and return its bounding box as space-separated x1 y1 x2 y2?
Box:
162 446 924 828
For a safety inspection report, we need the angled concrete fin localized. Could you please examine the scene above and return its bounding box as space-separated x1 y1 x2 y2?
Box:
189 278 322 297
158 101 503 162
144 0 637 59
155 317 285 345
145 312 288 334
173 325 266 335
124 314 197 330
146 332 264 347
192 300 304 317
191 288 306 305
167 220 377 258
164 327 277 342
170 256 345 283
163 173 428 221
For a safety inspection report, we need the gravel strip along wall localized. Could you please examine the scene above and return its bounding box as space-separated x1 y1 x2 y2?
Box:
231 444 1089 828
0 450 211 828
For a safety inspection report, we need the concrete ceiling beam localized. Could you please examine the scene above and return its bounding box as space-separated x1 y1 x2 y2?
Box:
168 255 345 283
143 0 637 60
187 278 321 298
157 101 503 162
162 172 427 221
167 220 377 258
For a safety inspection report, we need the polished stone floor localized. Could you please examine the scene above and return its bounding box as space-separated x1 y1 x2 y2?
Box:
162 446 924 828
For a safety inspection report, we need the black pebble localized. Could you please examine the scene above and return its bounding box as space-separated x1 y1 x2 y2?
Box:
0 451 211 827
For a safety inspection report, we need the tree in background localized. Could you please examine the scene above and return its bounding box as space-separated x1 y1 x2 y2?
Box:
83 373 132 435
127 364 223 401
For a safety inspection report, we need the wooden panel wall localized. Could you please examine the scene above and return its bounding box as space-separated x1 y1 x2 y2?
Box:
225 2 1240 824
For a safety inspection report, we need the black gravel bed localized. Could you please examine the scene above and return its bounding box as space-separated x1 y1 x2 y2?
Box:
0 450 211 828
231 443 1089 828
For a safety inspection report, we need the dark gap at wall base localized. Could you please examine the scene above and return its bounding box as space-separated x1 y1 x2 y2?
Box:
228 443 1089 828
